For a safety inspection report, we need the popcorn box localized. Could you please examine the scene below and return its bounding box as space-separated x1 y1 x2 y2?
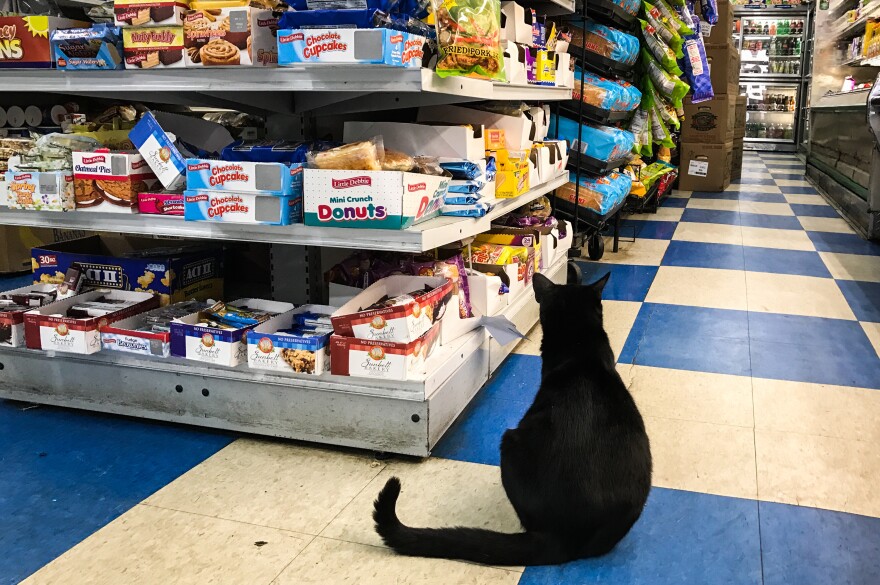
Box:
23 289 159 354
182 5 280 67
277 28 424 67
185 158 303 196
331 275 454 343
122 26 185 69
50 25 124 70
31 235 223 305
246 304 336 375
115 0 189 26
129 111 187 190
0 16 89 68
303 169 447 230
183 190 302 225
169 298 294 366
5 171 74 211
138 190 184 215
72 150 159 213
329 321 440 381
0 283 77 347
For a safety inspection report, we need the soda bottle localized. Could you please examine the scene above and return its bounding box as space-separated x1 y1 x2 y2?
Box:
770 21 777 35
764 23 770 34
758 123 767 138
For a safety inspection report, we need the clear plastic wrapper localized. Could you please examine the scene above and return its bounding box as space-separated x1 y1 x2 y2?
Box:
448 179 485 194
581 19 640 67
640 19 682 76
550 114 635 163
654 0 694 35
413 156 447 176
308 137 384 171
628 108 649 154
431 0 505 81
557 171 633 215
382 149 416 171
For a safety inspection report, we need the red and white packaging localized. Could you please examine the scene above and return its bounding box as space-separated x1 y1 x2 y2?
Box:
330 275 454 343
329 321 440 380
1 284 78 348
73 149 159 213
137 191 184 215
24 290 159 354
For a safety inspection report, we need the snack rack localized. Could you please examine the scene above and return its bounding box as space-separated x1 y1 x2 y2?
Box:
551 0 636 262
0 44 576 455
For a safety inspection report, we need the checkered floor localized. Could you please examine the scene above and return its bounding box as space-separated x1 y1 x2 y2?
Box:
5 153 880 584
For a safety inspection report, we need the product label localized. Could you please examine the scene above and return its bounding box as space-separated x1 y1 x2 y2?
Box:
686 41 704 76
688 160 709 177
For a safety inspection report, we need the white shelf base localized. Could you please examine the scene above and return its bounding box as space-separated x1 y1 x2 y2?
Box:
0 255 567 456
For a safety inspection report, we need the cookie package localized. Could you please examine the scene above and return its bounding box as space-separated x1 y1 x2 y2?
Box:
73 150 159 213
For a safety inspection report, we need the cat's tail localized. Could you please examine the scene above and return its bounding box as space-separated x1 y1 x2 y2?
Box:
373 477 577 567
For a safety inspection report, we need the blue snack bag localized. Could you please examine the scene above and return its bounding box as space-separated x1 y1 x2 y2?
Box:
440 160 482 180
562 171 633 215
680 15 714 103
582 20 640 67
699 0 719 25
550 114 636 162
573 68 643 112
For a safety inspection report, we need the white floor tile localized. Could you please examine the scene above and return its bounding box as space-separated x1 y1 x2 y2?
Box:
798 216 855 234
819 252 880 282
646 266 748 311
745 272 857 320
740 226 815 251
673 221 742 245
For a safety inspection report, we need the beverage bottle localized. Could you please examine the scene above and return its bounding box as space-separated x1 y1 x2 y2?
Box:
795 38 801 54
764 23 770 34
770 21 777 35
758 123 767 138
784 124 794 140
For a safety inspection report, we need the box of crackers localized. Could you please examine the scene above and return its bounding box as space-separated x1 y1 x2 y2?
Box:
122 26 185 69
31 235 223 306
115 0 189 27
182 1 282 67
73 150 159 213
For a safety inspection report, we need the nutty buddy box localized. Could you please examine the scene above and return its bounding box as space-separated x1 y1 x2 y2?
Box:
31 235 223 305
277 28 424 67
303 169 447 230
122 26 185 68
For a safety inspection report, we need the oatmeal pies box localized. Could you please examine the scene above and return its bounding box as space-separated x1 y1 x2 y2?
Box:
182 1 281 67
246 304 336 375
329 321 441 381
122 26 185 68
73 150 159 212
31 235 223 305
115 0 189 27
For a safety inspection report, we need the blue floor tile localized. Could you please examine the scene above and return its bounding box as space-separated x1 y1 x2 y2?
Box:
691 190 787 203
791 203 839 218
619 304 752 376
732 177 776 186
0 402 234 585
660 197 689 208
681 208 742 226
749 312 880 389
836 280 880 322
578 262 658 302
619 219 679 240
742 247 831 278
769 172 807 180
432 355 539 466
661 241 744 270
519 488 761 585
681 208 802 230
808 232 880 256
761 502 880 585
780 185 819 195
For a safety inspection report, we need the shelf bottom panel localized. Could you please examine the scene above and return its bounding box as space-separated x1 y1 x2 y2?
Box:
0 255 568 456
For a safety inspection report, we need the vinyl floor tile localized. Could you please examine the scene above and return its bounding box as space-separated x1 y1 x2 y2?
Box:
646 266 747 311
809 231 880 256
672 221 742 245
619 219 679 240
740 226 815 252
791 203 842 218
660 240 745 271
797 216 855 233
819 252 880 282
594 238 670 266
742 247 831 278
578 262 658 302
836 279 880 322
862 322 880 358
785 193 829 206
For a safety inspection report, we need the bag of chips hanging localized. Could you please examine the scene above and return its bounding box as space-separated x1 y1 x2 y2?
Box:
640 19 682 76
431 0 506 81
642 78 676 149
699 0 719 25
654 0 694 36
643 1 682 57
641 108 654 157
642 48 690 108
680 15 714 103
628 108 649 154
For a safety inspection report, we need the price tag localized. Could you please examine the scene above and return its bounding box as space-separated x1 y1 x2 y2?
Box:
700 21 713 37
688 160 709 177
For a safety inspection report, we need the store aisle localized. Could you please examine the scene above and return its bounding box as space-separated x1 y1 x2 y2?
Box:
5 152 880 584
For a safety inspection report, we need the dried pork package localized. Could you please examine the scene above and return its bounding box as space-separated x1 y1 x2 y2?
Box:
431 0 505 81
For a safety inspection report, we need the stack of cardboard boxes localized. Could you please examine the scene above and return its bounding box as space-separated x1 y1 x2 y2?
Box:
678 0 746 191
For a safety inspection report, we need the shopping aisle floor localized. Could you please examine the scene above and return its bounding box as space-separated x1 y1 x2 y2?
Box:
4 152 880 584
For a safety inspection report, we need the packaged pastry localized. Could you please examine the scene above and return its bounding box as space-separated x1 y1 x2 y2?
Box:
122 26 185 68
431 0 506 81
556 171 632 215
115 0 189 26
308 139 383 171
468 242 528 265
50 25 124 70
183 0 282 67
381 149 415 172
72 150 159 213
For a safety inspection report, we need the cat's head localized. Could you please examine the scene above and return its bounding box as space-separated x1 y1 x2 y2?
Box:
532 271 610 333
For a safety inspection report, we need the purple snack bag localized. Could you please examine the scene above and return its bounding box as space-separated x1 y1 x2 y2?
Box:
699 0 718 25
680 15 714 103
435 254 472 319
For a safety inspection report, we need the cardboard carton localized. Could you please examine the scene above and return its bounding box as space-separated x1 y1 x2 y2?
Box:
681 94 737 144
705 43 740 96
246 304 336 375
419 104 537 151
734 96 746 139
329 322 441 381
679 141 733 192
5 171 74 211
343 121 485 161
0 16 89 68
697 0 734 48
115 0 189 27
278 28 424 67
122 26 185 69
731 137 744 180
183 190 302 225
72 150 159 213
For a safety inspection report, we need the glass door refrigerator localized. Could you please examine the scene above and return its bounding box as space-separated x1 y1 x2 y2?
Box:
733 6 812 152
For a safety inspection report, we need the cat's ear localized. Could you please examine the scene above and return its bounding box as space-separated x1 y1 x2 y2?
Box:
589 272 611 296
532 273 554 303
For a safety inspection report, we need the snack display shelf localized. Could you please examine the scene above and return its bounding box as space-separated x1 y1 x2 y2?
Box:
0 174 568 252
0 253 568 457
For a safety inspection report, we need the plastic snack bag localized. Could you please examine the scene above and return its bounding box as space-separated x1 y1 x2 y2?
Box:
573 68 643 112
431 0 506 81
640 19 682 76
628 108 649 154
680 15 714 103
642 80 676 149
647 81 680 131
700 0 719 25
641 108 654 157
382 149 416 171
642 48 690 107
581 19 640 67
308 138 384 171
654 0 694 36
441 201 495 217
643 1 683 57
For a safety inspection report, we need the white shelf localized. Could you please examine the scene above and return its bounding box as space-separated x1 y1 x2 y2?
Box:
0 174 568 253
0 253 568 456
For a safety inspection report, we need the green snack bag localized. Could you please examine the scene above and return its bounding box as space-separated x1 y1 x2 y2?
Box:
642 48 690 108
655 0 694 36
658 94 681 131
629 108 649 154
651 103 676 148
640 19 683 76
641 109 654 157
643 1 682 57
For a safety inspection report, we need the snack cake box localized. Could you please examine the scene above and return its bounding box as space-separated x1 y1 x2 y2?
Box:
183 190 302 225
185 158 303 196
72 150 159 213
100 306 174 358
246 304 337 375
170 298 295 367
0 283 73 348
331 275 454 343
122 26 185 69
24 290 160 354
129 111 187 190
138 190 184 215
115 0 189 27
5 171 74 211
277 28 424 67
31 235 223 305
329 321 440 381
303 169 447 230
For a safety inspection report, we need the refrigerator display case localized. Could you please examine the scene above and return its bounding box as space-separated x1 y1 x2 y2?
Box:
733 6 812 152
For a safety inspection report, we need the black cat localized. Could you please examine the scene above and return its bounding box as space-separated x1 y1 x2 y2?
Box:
373 272 652 566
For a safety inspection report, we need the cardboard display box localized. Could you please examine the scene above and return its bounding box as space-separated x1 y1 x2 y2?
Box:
72 150 159 213
24 289 159 354
705 43 740 96
31 235 223 305
115 0 189 27
0 283 77 347
186 158 303 196
122 26 186 69
0 16 89 68
278 28 425 68
183 190 302 225
682 94 737 144
0 226 57 273
419 104 538 151
734 96 747 139
697 0 734 48
679 141 733 192
731 137 744 181
6 171 74 212
246 304 336 375
343 121 485 161
329 321 440 381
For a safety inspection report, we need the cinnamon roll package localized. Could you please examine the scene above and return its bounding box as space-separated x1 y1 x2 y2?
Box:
183 0 285 67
